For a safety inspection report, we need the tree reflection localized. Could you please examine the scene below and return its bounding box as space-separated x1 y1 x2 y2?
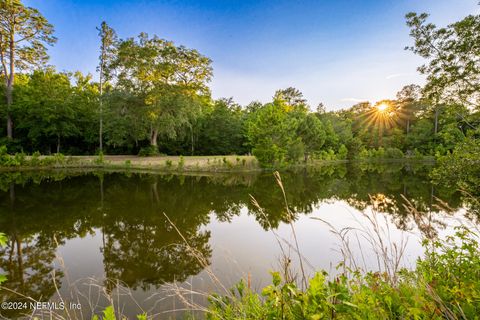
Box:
0 163 471 300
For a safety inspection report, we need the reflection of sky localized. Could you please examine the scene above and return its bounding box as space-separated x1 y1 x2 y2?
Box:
55 200 467 318
24 0 479 110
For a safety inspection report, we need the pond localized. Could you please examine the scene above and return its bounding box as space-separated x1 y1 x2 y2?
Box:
0 162 472 319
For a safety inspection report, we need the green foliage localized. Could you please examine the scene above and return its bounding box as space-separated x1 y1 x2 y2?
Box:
246 100 302 167
0 232 6 284
208 228 480 319
296 113 326 162
196 98 248 155
92 306 116 320
94 152 105 165
384 147 404 159
337 144 348 160
406 12 480 108
178 155 185 170
138 145 159 157
432 137 480 199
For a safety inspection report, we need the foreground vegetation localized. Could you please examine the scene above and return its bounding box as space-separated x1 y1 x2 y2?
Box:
205 227 480 319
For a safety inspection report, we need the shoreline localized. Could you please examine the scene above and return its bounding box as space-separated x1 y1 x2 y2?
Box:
0 155 436 174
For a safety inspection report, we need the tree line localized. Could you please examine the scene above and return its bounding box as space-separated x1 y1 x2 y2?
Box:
1 0 479 167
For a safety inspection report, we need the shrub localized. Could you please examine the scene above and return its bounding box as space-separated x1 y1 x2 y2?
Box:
384 147 404 159
14 152 27 165
178 155 185 170
337 144 348 160
30 151 41 166
94 152 104 165
0 146 13 166
138 145 158 157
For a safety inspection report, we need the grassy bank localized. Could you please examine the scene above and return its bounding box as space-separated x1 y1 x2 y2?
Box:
0 152 261 173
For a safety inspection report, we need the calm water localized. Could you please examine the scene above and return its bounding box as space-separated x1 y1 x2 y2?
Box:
0 163 471 319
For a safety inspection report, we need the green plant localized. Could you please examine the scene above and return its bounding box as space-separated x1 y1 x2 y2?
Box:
165 159 173 167
94 152 105 165
14 152 26 165
178 155 185 170
138 145 159 157
53 152 66 164
0 232 6 284
92 306 116 320
222 157 233 168
337 144 348 160
384 147 404 159
30 151 41 166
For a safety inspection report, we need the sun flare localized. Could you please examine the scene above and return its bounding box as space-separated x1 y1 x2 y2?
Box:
376 103 389 112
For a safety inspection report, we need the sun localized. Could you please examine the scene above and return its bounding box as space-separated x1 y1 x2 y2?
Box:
376 103 389 112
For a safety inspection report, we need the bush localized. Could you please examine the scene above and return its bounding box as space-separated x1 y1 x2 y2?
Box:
30 151 41 166
432 137 480 196
384 147 404 159
94 152 104 165
0 146 11 166
337 144 348 160
178 155 185 170
318 149 336 160
14 152 27 165
138 145 159 157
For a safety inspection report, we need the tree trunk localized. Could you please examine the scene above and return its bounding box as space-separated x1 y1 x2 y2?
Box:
6 33 15 139
150 128 158 146
99 73 103 153
304 153 308 163
434 107 439 134
190 126 194 156
6 85 13 139
99 104 103 152
406 119 410 135
56 135 61 153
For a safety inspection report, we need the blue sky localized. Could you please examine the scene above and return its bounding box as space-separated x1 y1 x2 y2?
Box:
25 0 479 110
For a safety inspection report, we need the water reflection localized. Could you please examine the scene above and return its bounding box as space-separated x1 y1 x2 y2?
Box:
0 163 469 317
